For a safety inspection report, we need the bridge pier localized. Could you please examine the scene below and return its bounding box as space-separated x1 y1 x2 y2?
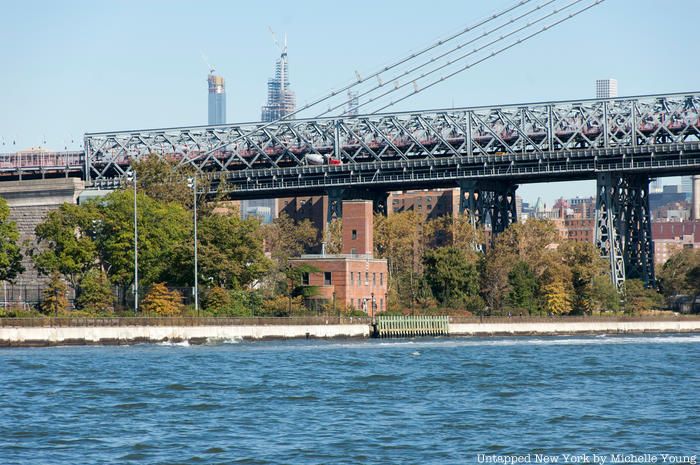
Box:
326 188 388 224
458 180 518 245
595 173 655 291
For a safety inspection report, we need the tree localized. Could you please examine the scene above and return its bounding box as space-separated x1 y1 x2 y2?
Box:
262 213 317 293
657 248 700 298
0 197 24 282
325 219 343 254
41 272 68 316
198 213 271 288
75 268 113 314
623 279 663 314
423 246 481 307
541 279 571 315
141 283 184 316
508 260 538 314
97 189 191 289
374 211 426 307
32 202 100 289
583 274 620 314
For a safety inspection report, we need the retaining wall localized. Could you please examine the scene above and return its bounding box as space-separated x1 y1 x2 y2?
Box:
449 320 700 336
0 324 370 346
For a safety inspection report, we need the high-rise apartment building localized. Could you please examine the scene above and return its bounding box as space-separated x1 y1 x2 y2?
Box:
207 70 226 125
596 79 618 99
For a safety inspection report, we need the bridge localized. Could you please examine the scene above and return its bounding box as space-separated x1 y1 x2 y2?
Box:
3 91 700 289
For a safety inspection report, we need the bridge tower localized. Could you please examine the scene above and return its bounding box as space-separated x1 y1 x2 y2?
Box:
595 173 655 291
457 180 518 246
327 188 388 223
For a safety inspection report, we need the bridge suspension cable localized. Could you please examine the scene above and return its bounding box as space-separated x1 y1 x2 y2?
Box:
367 0 605 114
355 0 605 115
313 0 564 118
288 0 538 119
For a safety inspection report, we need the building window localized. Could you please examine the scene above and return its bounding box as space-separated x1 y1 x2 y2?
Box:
365 272 369 286
302 272 309 285
352 229 357 240
373 273 376 286
357 272 361 287
351 248 357 255
324 272 332 285
380 298 384 311
350 272 354 285
380 273 383 286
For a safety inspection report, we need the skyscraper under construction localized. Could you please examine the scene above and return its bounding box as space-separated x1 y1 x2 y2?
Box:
260 38 296 122
208 70 226 125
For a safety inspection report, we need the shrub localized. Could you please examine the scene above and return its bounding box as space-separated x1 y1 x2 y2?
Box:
142 283 184 316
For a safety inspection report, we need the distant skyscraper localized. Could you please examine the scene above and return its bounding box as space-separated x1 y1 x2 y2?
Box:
261 40 296 122
208 70 226 125
681 175 693 194
596 79 618 99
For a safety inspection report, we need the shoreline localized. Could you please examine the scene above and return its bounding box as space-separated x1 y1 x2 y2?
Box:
2 319 700 347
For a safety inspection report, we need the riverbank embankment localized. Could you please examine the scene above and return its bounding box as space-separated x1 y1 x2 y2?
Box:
1 316 700 347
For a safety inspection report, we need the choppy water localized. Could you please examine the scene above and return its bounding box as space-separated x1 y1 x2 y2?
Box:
1 335 699 464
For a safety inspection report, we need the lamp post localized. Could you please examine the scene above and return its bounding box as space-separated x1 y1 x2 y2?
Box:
187 176 199 315
127 171 138 314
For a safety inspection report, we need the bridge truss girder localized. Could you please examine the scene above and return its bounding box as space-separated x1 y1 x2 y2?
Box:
84 92 700 186
595 173 654 291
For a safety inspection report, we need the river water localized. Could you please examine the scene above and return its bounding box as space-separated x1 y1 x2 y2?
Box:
1 335 698 464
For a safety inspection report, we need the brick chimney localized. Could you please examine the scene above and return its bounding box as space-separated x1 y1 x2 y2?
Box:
341 200 373 256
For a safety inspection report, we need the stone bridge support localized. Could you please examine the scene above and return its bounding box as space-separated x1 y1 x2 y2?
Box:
0 179 85 288
595 173 654 291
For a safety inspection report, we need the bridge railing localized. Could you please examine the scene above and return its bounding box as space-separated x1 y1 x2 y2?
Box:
0 151 83 171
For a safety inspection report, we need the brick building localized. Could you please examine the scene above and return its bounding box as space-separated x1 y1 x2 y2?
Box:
290 200 388 314
388 189 460 218
652 220 700 265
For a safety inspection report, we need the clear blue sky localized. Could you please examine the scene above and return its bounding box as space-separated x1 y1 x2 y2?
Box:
0 0 696 204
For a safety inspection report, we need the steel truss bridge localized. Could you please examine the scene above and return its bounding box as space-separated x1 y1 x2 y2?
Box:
4 91 700 289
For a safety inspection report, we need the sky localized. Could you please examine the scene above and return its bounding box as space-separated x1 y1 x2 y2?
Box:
0 0 697 204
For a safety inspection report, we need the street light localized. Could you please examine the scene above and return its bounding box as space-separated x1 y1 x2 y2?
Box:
126 171 138 314
187 176 199 315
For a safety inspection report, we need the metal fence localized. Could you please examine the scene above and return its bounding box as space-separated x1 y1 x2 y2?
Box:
1 314 698 328
0 316 373 328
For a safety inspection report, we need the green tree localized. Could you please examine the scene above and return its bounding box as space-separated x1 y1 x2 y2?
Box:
262 213 317 293
623 279 664 314
75 268 113 314
582 274 620 314
508 260 538 314
423 246 481 307
32 202 100 289
657 248 700 298
0 197 24 282
141 283 184 316
198 213 271 288
97 189 191 289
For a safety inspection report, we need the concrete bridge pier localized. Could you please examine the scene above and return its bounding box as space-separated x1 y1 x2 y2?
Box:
595 173 654 291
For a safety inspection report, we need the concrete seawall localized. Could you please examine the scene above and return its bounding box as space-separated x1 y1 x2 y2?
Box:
449 319 700 336
2 319 700 347
0 324 370 347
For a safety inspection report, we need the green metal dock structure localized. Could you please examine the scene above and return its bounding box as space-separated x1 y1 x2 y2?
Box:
373 315 449 338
